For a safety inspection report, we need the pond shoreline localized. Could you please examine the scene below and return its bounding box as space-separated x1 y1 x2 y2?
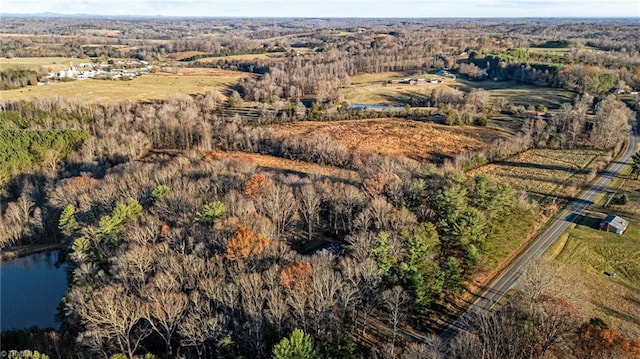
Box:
0 243 65 262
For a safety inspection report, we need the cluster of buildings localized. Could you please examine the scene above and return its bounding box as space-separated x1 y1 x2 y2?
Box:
389 77 445 85
387 70 459 86
45 60 154 81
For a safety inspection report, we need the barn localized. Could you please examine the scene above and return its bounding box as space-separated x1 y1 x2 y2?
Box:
599 215 629 235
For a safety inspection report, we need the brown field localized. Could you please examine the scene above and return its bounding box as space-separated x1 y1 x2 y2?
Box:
267 119 508 162
344 72 456 105
0 69 248 103
0 57 86 71
194 53 287 62
165 51 209 61
474 149 607 197
203 151 359 182
82 29 121 37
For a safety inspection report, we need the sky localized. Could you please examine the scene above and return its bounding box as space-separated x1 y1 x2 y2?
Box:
1 0 639 18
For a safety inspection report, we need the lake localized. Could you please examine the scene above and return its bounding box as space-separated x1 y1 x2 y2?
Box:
0 251 68 331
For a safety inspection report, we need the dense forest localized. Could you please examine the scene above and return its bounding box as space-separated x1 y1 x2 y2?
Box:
1 16 639 359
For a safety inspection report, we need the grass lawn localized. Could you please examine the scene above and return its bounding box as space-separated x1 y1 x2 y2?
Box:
526 47 571 54
0 57 86 71
556 218 640 291
482 206 540 270
267 118 509 162
0 69 248 103
547 217 640 339
474 149 608 201
543 161 640 339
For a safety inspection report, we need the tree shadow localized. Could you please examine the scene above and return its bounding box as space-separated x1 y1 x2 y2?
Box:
379 91 433 108
624 295 640 308
595 301 640 328
427 151 454 165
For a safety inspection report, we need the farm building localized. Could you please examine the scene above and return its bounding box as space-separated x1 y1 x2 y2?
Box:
600 215 629 235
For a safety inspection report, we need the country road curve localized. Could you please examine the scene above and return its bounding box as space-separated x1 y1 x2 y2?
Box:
440 124 640 344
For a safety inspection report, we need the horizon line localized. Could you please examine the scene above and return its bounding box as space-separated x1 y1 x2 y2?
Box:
1 12 639 19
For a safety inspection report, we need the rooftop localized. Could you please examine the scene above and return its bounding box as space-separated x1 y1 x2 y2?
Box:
601 214 629 229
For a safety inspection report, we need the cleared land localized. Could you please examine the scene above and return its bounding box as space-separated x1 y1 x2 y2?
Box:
0 57 85 71
267 119 508 162
474 149 608 199
344 75 574 111
605 173 640 221
194 53 287 62
344 72 455 105
203 151 359 182
547 220 640 339
542 157 640 339
456 79 576 110
165 51 210 61
0 69 248 103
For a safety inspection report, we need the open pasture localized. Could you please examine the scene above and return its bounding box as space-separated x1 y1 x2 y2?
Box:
546 219 640 339
456 79 576 110
474 149 607 198
0 57 85 71
0 69 248 103
193 52 287 62
267 118 508 162
344 71 456 106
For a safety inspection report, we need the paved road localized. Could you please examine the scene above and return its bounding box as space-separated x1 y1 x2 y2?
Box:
440 125 639 343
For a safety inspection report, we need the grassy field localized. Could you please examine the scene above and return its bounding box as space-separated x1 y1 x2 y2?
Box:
165 51 210 61
267 119 508 162
343 73 574 110
474 149 607 200
194 53 287 62
556 219 640 291
546 218 640 339
541 160 640 339
0 69 248 103
456 79 576 110
203 151 359 182
482 206 540 270
344 72 458 105
349 71 409 85
0 57 86 71
605 174 640 221
526 47 571 54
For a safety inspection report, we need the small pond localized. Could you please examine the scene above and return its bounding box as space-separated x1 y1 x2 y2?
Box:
0 251 67 331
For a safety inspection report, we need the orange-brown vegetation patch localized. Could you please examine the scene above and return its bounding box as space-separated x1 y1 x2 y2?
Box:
268 119 507 162
62 175 98 191
202 151 359 182
225 224 270 260
279 261 313 291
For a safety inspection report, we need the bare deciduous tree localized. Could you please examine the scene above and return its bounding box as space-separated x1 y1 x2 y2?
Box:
76 285 151 359
297 184 321 242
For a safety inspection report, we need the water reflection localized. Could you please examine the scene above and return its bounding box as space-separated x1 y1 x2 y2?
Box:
0 251 68 331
